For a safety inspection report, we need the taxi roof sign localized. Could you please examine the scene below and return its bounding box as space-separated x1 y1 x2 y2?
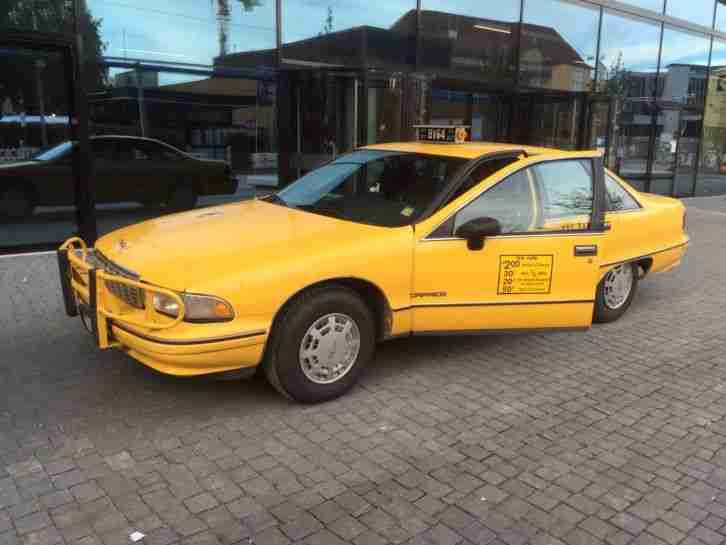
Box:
414 125 470 144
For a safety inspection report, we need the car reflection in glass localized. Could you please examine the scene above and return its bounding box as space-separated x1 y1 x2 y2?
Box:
0 135 238 219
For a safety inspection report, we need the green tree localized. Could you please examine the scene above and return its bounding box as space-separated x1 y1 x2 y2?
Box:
213 0 262 57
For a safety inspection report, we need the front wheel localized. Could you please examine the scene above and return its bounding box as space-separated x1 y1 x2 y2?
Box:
264 286 375 403
594 263 639 323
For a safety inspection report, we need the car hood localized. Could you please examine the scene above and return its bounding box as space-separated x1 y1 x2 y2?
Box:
95 199 391 291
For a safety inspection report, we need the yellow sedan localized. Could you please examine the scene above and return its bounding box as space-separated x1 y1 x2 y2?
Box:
58 132 689 402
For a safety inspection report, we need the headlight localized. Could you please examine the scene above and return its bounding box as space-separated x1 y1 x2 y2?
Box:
152 292 234 322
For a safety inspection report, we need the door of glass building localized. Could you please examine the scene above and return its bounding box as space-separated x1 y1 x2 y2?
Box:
292 70 359 177
513 94 584 150
0 43 79 253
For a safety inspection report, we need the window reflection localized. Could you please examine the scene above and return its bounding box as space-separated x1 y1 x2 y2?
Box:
86 0 275 66
281 0 416 68
697 39 726 196
667 0 715 28
0 48 78 250
597 10 662 189
717 0 726 31
651 27 710 196
620 0 665 14
520 0 599 92
420 0 521 84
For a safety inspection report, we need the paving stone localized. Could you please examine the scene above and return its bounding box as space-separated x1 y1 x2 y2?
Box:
4 210 726 545
15 511 52 535
329 515 367 541
184 493 219 515
280 513 323 541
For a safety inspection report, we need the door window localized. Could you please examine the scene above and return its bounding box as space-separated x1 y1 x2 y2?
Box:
454 170 537 234
535 160 593 225
440 159 595 237
605 173 640 211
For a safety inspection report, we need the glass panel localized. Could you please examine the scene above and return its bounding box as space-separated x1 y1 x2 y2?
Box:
520 0 599 92
86 0 275 66
512 95 581 150
1 0 75 34
282 0 416 68
455 170 536 234
620 0 665 13
605 173 641 211
277 151 467 227
454 159 593 234
535 160 593 224
85 66 277 237
714 0 726 32
667 0 715 28
651 27 710 196
419 0 521 86
597 10 662 189
697 38 726 196
0 47 78 250
367 78 403 145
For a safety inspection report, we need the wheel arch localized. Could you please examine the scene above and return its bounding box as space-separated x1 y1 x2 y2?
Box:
267 277 394 346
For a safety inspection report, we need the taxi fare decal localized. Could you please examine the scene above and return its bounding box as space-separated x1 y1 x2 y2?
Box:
497 255 554 295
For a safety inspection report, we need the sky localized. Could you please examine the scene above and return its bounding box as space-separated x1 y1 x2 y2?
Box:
87 0 725 80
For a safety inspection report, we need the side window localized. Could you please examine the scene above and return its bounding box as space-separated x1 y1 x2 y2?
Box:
605 174 640 211
534 160 593 229
453 169 537 235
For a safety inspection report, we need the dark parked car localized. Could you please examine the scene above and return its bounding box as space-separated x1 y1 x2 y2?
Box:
0 135 237 218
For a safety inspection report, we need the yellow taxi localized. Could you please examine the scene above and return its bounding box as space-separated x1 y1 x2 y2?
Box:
58 126 689 402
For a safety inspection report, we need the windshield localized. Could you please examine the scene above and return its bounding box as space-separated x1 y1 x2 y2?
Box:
34 141 74 161
274 150 467 227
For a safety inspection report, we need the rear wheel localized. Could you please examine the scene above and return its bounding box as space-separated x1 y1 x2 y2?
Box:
264 285 375 403
594 263 638 323
0 183 35 219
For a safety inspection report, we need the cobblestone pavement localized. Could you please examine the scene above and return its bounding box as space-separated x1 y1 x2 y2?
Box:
1 201 726 545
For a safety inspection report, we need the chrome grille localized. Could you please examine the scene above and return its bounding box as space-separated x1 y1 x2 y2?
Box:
93 251 145 309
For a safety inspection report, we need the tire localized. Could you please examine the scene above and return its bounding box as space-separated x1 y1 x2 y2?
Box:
0 183 35 219
167 181 197 212
264 285 375 403
594 262 639 323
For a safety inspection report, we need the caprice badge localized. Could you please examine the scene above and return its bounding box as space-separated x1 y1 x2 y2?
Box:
117 239 130 251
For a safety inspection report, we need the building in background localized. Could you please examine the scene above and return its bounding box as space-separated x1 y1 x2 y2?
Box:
3 0 726 253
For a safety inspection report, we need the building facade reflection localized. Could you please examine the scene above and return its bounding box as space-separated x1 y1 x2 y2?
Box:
3 0 726 252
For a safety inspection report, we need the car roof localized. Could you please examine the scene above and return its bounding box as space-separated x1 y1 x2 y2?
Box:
361 141 583 160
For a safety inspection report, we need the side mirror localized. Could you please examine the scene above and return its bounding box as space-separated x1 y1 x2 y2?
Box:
455 217 502 250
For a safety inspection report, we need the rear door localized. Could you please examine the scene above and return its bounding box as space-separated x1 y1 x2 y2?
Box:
411 156 607 333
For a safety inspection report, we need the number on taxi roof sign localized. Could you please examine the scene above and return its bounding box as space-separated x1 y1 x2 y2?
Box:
414 125 469 144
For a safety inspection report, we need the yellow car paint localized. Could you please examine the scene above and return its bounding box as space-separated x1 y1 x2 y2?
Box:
58 140 689 378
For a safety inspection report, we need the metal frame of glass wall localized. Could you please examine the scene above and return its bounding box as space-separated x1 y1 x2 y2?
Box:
4 0 726 252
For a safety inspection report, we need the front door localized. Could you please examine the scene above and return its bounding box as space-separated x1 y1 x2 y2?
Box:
412 157 604 334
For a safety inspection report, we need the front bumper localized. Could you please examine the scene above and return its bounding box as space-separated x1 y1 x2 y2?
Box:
57 238 266 376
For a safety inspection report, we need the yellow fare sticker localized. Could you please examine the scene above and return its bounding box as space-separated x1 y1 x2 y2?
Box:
401 206 415 217
498 255 554 295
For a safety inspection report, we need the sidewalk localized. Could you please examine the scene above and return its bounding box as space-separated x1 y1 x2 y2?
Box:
0 201 724 545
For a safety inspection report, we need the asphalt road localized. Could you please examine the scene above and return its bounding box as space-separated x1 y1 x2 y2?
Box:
0 199 725 545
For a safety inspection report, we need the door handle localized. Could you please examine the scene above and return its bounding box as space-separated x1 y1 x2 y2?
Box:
574 245 598 257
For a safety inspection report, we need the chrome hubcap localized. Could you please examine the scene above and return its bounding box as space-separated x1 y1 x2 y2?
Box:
299 313 361 384
603 264 634 310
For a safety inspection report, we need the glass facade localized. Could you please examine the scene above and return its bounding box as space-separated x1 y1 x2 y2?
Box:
4 0 726 252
